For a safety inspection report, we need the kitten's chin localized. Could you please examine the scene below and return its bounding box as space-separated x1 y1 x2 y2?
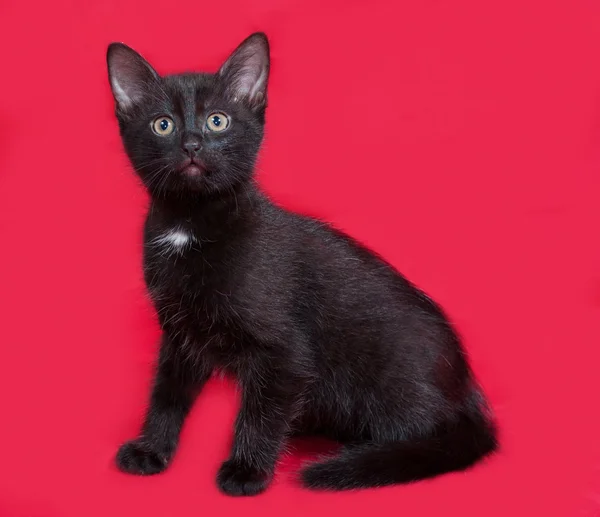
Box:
181 164 204 177
179 158 206 178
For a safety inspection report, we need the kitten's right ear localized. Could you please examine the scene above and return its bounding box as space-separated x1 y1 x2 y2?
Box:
218 33 270 110
107 43 160 111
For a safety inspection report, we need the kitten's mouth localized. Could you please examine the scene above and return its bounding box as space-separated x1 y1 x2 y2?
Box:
180 157 206 177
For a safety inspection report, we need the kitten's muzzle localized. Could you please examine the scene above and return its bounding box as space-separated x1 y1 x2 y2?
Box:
179 156 206 177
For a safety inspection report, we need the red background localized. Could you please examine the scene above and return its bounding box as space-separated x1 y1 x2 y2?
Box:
1 0 600 515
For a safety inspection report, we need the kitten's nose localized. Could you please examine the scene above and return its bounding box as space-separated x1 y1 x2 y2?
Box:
182 137 201 157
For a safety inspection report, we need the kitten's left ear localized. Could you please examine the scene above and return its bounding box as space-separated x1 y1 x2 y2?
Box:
107 43 160 112
218 33 270 110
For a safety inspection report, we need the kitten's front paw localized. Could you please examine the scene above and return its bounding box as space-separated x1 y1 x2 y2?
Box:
217 459 270 496
116 439 170 475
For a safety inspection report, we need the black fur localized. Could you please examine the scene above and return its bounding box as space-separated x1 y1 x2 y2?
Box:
107 33 497 496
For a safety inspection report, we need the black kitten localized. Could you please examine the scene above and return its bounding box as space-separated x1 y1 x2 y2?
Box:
107 33 497 496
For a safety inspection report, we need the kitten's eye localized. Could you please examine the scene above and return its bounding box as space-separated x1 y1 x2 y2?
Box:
206 112 230 132
152 117 175 136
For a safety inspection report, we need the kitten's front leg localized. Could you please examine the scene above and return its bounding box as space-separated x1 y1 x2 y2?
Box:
116 333 210 475
217 364 301 496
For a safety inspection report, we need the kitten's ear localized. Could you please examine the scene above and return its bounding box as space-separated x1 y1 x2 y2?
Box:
218 33 270 110
107 43 160 111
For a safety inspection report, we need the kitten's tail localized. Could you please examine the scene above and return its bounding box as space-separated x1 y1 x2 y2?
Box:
301 395 497 491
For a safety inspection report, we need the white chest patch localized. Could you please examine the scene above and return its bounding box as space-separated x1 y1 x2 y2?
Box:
150 229 196 255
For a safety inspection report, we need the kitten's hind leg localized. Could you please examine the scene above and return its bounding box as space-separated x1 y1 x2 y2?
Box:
116 333 210 475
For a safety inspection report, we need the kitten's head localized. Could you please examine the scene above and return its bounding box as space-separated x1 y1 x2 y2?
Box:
107 33 269 198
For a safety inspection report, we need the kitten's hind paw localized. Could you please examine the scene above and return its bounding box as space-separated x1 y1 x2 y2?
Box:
116 439 170 475
217 459 270 496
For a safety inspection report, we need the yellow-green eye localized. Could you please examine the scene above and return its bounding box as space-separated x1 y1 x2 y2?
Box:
152 117 175 136
206 112 230 132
